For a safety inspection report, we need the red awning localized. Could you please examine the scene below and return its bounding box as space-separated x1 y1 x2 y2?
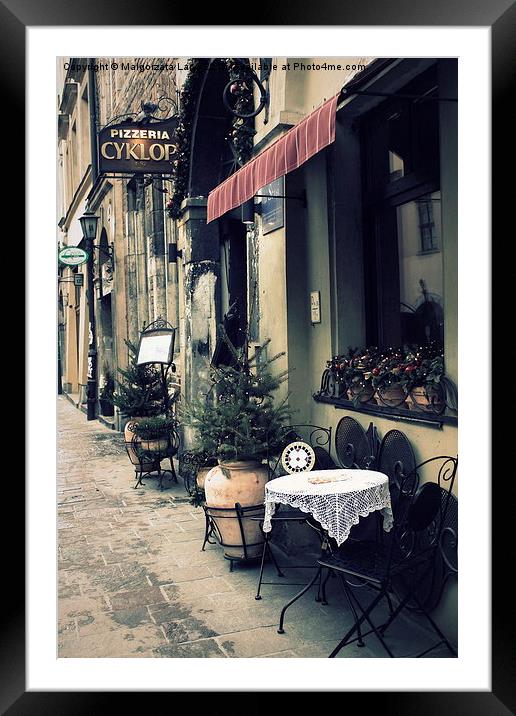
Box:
207 93 339 223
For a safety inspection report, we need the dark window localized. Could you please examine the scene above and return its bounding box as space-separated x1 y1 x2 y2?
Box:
417 195 439 253
361 67 443 349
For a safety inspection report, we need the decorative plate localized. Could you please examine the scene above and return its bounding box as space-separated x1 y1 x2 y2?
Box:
281 441 316 474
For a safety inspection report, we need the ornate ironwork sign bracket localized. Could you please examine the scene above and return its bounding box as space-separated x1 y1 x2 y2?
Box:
222 65 269 122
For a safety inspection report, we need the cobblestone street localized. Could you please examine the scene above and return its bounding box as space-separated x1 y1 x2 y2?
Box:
57 396 447 659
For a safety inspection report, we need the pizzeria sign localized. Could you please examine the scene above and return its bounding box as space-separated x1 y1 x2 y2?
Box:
98 118 178 175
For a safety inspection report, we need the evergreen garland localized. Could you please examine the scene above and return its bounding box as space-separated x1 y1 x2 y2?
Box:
166 58 255 220
166 58 209 219
225 58 255 166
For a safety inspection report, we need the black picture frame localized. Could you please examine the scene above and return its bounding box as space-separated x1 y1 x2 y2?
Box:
13 0 512 711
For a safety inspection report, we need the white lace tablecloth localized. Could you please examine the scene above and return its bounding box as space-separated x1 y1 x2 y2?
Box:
263 469 393 546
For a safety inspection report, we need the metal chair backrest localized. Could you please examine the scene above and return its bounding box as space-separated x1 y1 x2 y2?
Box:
334 416 372 469
203 502 266 560
269 424 333 478
378 429 416 507
388 455 458 573
413 486 458 611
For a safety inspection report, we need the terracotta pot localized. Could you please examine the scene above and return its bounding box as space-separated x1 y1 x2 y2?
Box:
204 460 268 560
140 437 169 454
196 466 211 491
124 418 157 471
376 384 408 408
347 382 376 404
408 386 445 413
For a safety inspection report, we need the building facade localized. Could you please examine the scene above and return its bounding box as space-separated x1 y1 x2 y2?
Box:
58 58 181 428
57 55 458 638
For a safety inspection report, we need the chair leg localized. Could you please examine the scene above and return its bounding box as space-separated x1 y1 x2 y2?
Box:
278 566 322 634
385 589 395 615
255 538 269 601
170 456 178 483
315 567 324 602
407 580 457 657
134 469 145 488
346 582 396 656
377 588 412 636
328 588 387 658
321 568 332 605
201 511 212 551
267 539 285 578
337 574 365 647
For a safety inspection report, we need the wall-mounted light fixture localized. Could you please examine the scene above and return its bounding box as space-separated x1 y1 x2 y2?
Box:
241 199 255 225
168 244 183 263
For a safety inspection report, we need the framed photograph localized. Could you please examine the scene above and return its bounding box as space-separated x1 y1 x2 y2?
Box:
19 2 512 711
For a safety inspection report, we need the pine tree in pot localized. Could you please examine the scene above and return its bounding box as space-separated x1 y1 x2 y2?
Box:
182 337 291 561
112 339 170 469
133 416 178 453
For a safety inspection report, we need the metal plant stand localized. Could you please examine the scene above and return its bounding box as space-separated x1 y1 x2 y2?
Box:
201 502 267 571
129 424 180 490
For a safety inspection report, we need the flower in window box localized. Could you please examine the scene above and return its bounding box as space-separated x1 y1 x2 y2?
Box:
406 355 447 413
372 350 410 408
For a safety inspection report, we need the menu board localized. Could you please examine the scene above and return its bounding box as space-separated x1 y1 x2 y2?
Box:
137 332 174 365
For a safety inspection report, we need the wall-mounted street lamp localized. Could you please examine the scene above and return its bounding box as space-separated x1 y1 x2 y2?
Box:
79 210 99 244
240 199 255 225
79 209 99 421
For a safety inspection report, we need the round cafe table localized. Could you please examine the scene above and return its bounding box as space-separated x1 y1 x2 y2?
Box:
263 468 393 547
263 468 393 636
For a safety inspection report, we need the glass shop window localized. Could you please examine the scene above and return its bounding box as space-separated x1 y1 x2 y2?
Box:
361 67 443 349
397 191 443 345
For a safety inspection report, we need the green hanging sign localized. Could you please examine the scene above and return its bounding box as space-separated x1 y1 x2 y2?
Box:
58 247 89 266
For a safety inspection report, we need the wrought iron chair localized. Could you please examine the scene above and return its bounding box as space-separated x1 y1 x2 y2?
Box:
254 424 336 600
200 502 266 571
334 416 380 470
126 421 180 490
317 455 458 658
377 428 417 512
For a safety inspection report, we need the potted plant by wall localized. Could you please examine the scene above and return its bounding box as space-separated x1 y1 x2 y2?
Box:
133 415 177 453
406 353 447 413
371 349 410 408
182 337 291 561
112 339 168 467
343 348 378 406
191 449 218 492
98 368 115 417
